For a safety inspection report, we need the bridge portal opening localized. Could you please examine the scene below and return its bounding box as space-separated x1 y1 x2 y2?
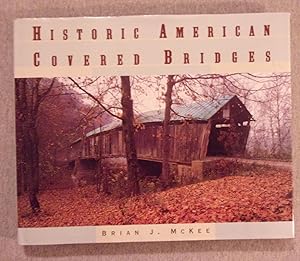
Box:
207 122 250 156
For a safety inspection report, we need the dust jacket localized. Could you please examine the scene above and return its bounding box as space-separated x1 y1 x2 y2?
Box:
14 13 293 245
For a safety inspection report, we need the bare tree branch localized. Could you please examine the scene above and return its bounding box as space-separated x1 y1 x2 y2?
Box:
68 77 123 120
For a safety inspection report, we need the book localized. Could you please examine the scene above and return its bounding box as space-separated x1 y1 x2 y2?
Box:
14 13 293 245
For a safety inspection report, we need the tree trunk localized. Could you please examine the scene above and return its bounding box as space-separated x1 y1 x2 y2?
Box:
120 76 139 196
15 79 27 195
275 90 282 153
23 120 40 212
96 159 102 193
96 143 102 193
96 135 109 194
15 79 41 212
161 75 174 188
26 121 40 212
16 78 55 211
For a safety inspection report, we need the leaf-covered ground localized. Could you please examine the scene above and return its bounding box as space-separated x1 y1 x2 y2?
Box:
18 168 292 227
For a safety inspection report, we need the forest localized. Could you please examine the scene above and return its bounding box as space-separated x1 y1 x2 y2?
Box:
16 73 293 227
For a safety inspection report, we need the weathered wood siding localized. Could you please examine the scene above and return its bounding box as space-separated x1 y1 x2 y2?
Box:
70 96 252 164
163 122 211 162
80 121 211 164
135 124 163 160
91 129 124 158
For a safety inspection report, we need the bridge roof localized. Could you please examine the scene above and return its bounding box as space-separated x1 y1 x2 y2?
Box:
86 95 237 137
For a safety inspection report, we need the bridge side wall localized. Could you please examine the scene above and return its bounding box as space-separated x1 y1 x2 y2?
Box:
135 121 211 164
78 121 211 165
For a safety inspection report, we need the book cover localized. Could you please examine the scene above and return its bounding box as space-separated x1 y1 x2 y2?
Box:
14 13 293 245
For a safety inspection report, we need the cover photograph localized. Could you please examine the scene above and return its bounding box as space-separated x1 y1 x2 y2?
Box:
14 13 293 245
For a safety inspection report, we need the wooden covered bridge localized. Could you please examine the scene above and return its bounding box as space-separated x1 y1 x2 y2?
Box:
67 95 253 182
